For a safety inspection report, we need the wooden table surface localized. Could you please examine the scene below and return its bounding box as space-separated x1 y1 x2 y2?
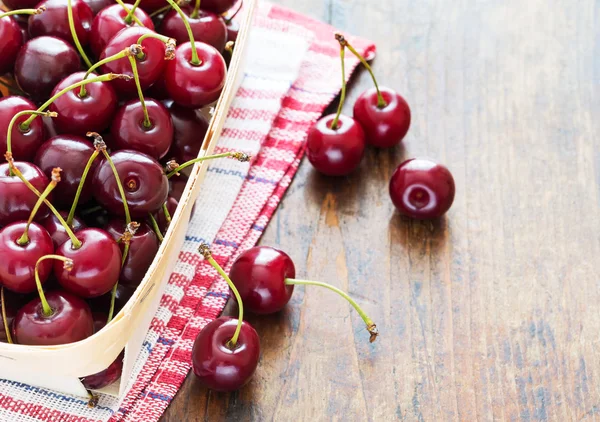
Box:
163 0 600 420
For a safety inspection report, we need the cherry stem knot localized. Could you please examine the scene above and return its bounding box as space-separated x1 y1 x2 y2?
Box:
166 151 250 179
165 0 201 65
330 41 347 130
1 288 13 344
36 255 74 317
199 243 244 348
0 6 46 18
335 32 386 109
284 278 379 343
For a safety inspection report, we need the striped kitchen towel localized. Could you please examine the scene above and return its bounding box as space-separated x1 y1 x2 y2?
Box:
0 2 375 421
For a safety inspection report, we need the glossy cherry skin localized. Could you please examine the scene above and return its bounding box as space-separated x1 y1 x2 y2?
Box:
34 135 98 207
14 36 80 102
81 351 124 389
93 150 169 219
0 162 50 227
105 220 158 288
306 114 366 176
111 99 174 160
139 0 165 12
192 317 260 392
2 0 39 9
100 26 166 95
28 0 94 46
160 7 227 52
42 211 86 249
90 3 154 57
55 228 122 298
169 174 188 202
389 158 456 219
200 0 237 14
229 246 295 314
49 72 118 136
164 103 208 164
83 0 113 15
164 42 227 108
0 96 46 162
353 87 411 148
13 290 94 345
0 16 22 75
0 222 54 294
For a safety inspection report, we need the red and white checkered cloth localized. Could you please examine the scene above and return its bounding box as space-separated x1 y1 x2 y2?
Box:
0 2 375 421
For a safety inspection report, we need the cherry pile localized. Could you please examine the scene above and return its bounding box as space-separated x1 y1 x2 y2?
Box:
307 33 456 219
0 0 245 391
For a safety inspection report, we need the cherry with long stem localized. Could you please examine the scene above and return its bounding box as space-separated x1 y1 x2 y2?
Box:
0 6 46 19
37 255 74 317
114 0 145 26
78 46 136 97
123 0 141 24
128 53 151 129
330 41 347 130
165 151 250 179
68 0 93 68
199 243 244 348
165 0 201 65
17 168 61 246
1 288 13 344
136 33 176 59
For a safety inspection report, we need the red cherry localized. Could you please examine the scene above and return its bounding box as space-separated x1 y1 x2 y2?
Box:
55 228 122 298
0 96 46 162
48 72 118 136
92 150 169 218
0 16 22 75
353 87 411 148
306 114 366 176
169 174 187 202
164 41 227 108
225 19 239 43
83 0 113 15
160 7 227 52
0 222 54 294
105 220 159 288
139 0 165 12
164 102 208 164
2 0 39 9
90 3 154 57
154 195 177 233
81 351 124 389
389 158 456 219
14 36 80 102
28 0 94 46
100 26 166 96
13 290 94 345
0 162 50 227
200 0 237 14
229 246 295 314
88 284 134 315
42 211 86 249
35 135 99 207
111 98 174 160
192 316 260 392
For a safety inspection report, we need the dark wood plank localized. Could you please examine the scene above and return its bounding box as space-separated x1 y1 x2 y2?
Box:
163 0 600 420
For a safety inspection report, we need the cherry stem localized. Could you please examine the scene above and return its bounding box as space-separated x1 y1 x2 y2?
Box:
191 0 201 19
20 74 130 130
149 4 171 17
128 56 152 128
224 0 243 24
6 110 56 161
335 33 386 108
67 0 93 68
114 0 144 26
79 48 132 97
124 0 141 24
86 132 132 225
330 43 346 130
166 151 250 179
66 150 99 226
6 155 83 249
0 6 46 18
36 255 74 317
162 203 172 225
147 213 164 242
165 0 201 65
107 222 139 322
17 168 61 246
284 278 379 343
1 288 13 344
199 243 244 348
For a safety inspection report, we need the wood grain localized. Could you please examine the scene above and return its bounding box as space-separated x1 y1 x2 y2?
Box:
163 0 600 420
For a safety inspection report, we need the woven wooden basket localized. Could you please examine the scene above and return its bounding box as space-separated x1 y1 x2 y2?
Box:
0 0 256 398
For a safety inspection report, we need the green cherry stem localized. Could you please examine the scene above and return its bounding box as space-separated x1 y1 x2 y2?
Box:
0 6 46 19
149 4 171 17
335 33 386 108
6 110 56 158
20 74 131 130
114 0 144 26
127 55 151 128
162 203 172 225
67 0 93 68
36 255 74 317
86 132 131 225
147 213 164 242
1 287 13 344
284 278 379 342
66 148 101 226
330 41 346 130
17 167 61 246
107 222 139 323
191 0 201 19
199 243 244 348
165 0 201 65
79 47 134 97
6 154 83 249
124 0 141 24
165 151 250 179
